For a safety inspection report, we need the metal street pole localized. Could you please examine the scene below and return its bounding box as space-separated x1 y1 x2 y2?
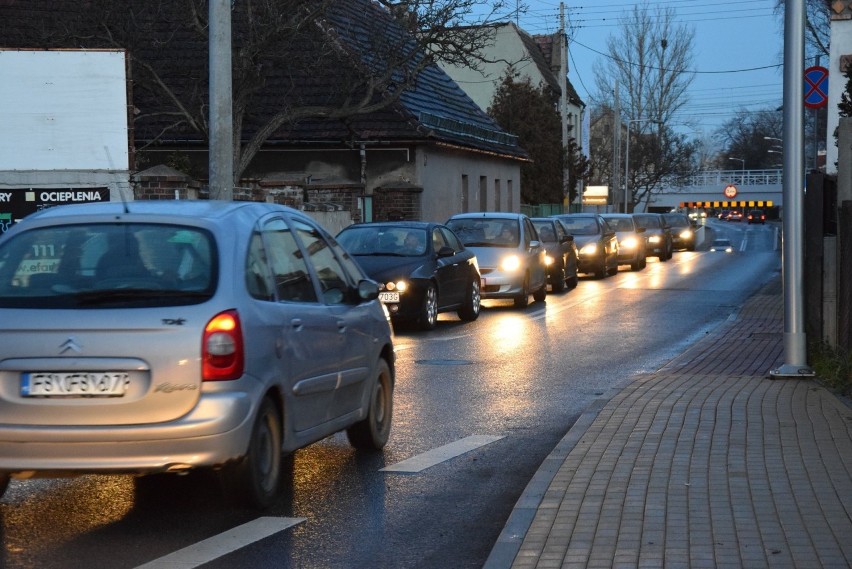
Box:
728 157 745 171
771 0 813 377
209 0 233 200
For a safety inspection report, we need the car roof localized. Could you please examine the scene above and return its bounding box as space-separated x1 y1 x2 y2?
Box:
340 221 435 230
600 213 631 218
21 199 300 223
448 212 526 220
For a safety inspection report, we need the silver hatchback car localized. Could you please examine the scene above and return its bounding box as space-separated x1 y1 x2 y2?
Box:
0 200 395 508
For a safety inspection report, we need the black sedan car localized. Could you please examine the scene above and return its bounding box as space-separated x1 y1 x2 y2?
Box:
550 213 619 278
336 221 481 330
632 213 672 261
530 217 579 292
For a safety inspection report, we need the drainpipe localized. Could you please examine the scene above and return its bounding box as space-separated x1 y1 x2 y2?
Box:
360 144 372 222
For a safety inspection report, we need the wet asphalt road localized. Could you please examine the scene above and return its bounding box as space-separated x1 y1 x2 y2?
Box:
0 220 781 569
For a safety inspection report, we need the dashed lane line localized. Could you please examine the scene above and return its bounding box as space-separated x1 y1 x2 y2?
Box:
134 516 306 569
380 435 505 473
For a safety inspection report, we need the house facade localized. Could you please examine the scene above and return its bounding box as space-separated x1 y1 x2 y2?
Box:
436 22 585 199
0 1 527 227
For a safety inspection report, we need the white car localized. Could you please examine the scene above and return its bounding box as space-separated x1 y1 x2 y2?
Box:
710 238 734 253
0 200 395 507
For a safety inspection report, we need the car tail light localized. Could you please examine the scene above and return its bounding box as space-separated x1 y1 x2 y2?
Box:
202 310 244 381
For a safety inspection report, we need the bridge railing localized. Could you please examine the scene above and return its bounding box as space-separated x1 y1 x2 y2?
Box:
686 169 782 187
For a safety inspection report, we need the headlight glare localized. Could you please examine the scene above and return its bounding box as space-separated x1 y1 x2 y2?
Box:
544 255 555 266
500 255 522 272
649 236 661 244
579 243 599 256
679 230 693 239
621 237 638 249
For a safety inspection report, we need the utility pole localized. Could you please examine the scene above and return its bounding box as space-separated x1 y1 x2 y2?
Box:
209 0 233 200
559 2 569 206
771 0 814 377
612 82 620 213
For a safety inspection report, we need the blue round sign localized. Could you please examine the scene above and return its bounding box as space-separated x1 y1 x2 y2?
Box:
804 66 828 109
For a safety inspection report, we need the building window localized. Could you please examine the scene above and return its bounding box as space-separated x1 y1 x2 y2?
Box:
479 176 487 211
508 180 514 212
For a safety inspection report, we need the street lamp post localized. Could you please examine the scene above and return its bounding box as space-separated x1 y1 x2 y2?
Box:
624 118 659 213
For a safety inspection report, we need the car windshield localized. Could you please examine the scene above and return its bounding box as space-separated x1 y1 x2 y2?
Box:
446 219 518 247
531 222 557 242
635 215 661 229
663 214 689 227
713 239 732 247
556 217 599 235
0 223 215 308
337 226 427 256
602 217 635 232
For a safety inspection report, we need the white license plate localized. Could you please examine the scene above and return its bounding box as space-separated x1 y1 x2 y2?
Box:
21 372 130 397
378 292 400 303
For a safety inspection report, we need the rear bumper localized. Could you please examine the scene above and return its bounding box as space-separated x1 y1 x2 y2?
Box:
0 391 256 474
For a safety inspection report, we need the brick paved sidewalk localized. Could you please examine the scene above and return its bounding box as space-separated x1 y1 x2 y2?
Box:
486 278 852 569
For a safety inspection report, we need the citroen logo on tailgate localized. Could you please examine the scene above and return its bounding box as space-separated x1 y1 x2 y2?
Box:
59 337 83 354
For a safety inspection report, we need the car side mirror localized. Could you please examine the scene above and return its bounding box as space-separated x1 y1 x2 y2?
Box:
529 239 542 249
357 279 380 302
437 245 455 258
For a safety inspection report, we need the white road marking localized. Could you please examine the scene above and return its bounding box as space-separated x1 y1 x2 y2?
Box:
380 435 504 473
134 516 306 569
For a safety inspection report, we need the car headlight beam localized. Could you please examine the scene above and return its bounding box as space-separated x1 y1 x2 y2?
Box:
500 255 522 272
579 243 599 256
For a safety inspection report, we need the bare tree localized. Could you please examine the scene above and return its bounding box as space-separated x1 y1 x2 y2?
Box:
775 0 831 60
589 1 697 210
1 0 514 187
714 108 784 170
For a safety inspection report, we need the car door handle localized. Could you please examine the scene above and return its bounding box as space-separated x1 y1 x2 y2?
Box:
337 321 346 333
291 318 303 331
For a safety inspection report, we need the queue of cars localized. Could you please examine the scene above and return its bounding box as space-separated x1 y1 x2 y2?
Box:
0 201 702 507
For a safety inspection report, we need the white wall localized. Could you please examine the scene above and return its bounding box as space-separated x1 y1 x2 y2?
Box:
826 17 852 174
440 24 543 112
0 49 129 171
415 146 521 222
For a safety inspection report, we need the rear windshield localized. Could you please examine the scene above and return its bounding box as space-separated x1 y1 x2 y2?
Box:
0 223 216 308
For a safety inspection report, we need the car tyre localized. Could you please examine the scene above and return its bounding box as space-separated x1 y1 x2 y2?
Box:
458 278 481 321
630 257 641 271
347 360 393 450
0 472 9 499
594 263 607 279
533 280 547 302
567 273 579 289
551 262 566 292
418 283 438 331
222 397 283 509
513 274 530 307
